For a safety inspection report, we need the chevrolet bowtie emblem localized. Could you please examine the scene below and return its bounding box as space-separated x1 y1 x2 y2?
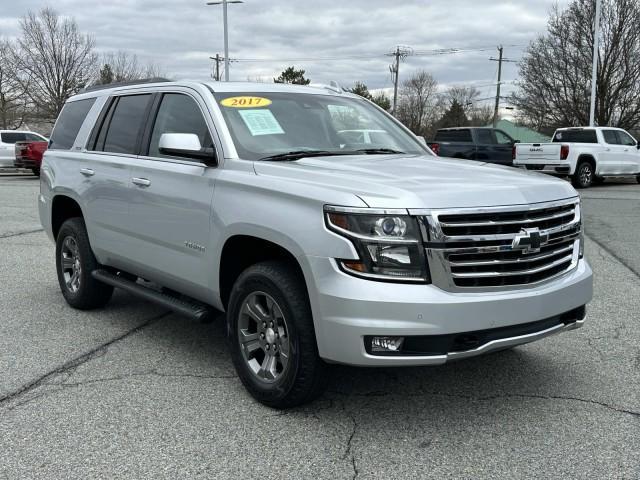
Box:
512 227 548 253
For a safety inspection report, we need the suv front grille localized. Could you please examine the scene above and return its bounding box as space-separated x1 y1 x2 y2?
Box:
419 199 581 291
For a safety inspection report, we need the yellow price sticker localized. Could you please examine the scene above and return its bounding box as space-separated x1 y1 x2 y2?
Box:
220 96 272 108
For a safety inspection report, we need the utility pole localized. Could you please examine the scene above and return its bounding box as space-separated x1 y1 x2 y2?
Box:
589 0 602 126
386 46 412 115
210 54 222 81
492 45 503 128
206 0 243 82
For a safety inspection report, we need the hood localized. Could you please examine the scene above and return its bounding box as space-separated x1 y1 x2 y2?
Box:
253 154 578 209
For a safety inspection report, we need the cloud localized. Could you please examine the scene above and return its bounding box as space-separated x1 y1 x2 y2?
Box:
0 0 570 104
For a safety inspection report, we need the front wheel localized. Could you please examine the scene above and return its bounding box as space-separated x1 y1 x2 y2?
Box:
56 217 113 309
572 161 594 189
227 261 328 408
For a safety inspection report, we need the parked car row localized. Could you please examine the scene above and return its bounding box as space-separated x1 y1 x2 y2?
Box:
426 125 640 188
0 129 48 176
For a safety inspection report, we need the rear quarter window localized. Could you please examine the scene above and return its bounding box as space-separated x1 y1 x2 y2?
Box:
49 98 97 150
552 130 598 143
435 129 473 142
0 132 28 144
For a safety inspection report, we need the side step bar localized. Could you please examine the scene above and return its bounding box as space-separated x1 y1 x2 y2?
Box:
92 269 215 322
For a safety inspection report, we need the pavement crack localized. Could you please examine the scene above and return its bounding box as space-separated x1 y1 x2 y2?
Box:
585 232 640 280
0 311 171 408
329 390 639 417
0 227 44 239
341 403 359 480
59 371 237 388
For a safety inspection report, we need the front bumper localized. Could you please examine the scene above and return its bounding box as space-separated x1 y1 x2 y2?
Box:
307 256 593 366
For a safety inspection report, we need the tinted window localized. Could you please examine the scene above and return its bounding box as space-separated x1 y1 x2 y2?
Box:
1 132 27 144
602 130 619 144
148 94 212 158
495 130 513 145
434 129 473 142
617 130 637 146
475 129 495 145
552 129 598 143
49 98 96 150
102 94 152 154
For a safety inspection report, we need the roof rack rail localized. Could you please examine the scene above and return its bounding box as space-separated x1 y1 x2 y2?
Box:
81 77 172 93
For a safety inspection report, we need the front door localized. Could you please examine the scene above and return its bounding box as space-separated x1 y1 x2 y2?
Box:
600 129 625 175
615 130 640 174
127 90 217 298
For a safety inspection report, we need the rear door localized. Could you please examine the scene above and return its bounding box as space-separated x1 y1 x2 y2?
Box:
473 129 513 165
127 89 218 296
601 129 625 174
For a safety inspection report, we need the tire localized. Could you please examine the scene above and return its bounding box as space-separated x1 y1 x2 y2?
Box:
31 168 40 177
636 174 640 184
593 176 605 185
572 161 594 188
56 217 113 310
227 261 328 408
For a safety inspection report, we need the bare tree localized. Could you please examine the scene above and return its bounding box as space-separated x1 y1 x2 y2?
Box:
0 40 30 129
12 7 97 120
445 85 480 115
512 0 640 132
99 51 143 83
468 104 495 126
395 70 439 137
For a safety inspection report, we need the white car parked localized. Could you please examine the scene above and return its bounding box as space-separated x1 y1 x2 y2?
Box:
514 127 640 188
0 130 48 168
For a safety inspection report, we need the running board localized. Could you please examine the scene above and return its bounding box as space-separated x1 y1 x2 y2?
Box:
92 269 215 322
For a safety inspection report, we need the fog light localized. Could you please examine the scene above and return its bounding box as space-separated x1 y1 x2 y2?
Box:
371 336 404 353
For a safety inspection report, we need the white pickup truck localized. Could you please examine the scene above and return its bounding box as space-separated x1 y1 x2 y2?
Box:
514 127 640 188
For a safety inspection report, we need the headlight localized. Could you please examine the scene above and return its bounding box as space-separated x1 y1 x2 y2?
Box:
325 206 430 283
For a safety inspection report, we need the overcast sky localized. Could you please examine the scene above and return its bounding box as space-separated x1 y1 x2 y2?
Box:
0 0 569 105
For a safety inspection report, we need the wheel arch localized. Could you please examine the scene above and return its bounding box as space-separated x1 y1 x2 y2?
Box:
51 194 85 240
218 234 309 311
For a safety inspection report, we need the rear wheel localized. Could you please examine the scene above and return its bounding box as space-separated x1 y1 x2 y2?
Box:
572 161 594 188
31 168 40 177
227 261 328 408
56 217 113 309
636 174 640 184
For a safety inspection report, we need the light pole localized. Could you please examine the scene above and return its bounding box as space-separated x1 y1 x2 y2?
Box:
206 0 243 82
589 0 602 126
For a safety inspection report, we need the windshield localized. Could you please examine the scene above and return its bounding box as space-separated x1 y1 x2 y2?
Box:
214 92 427 160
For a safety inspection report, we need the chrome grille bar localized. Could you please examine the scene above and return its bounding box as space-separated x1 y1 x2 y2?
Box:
418 198 581 291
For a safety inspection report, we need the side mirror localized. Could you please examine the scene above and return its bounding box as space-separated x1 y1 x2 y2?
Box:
158 133 217 166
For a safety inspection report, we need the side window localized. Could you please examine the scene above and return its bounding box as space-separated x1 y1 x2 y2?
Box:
617 131 637 146
0 132 27 144
100 94 152 154
49 98 96 150
602 130 619 144
148 93 212 158
495 130 513 145
475 129 495 145
26 133 45 141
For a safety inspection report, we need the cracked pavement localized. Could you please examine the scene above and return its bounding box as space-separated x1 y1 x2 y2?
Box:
1 173 639 479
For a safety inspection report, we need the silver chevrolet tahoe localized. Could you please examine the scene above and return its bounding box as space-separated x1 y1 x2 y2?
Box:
39 80 593 408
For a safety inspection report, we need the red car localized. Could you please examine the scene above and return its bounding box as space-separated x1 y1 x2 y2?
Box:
14 140 48 176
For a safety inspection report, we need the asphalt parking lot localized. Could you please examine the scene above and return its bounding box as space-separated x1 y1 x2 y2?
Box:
0 172 638 479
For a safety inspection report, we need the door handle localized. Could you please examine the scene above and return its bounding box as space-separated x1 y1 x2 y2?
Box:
131 177 151 187
80 168 95 176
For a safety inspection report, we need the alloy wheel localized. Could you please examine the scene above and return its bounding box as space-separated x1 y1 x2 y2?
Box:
237 291 291 383
60 236 81 293
580 164 592 186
